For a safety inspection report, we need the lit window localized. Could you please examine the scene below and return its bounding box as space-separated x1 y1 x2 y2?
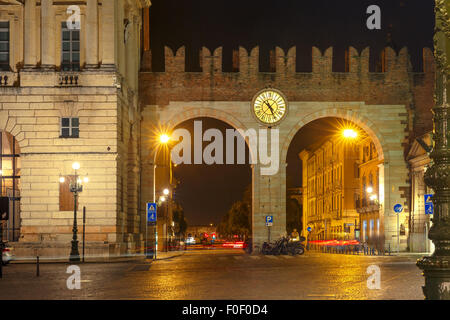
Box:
60 117 79 138
369 219 374 238
0 21 9 71
61 22 80 71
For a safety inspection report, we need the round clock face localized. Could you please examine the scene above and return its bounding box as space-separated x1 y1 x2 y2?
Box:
252 89 288 125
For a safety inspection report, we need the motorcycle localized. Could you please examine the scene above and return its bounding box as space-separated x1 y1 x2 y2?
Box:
287 237 306 255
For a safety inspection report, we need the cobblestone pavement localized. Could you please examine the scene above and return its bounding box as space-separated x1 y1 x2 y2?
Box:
0 249 426 300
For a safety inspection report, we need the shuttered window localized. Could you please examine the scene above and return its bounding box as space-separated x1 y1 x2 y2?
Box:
0 21 9 71
59 175 75 211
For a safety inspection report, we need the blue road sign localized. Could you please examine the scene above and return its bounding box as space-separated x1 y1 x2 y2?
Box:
424 194 434 215
393 204 403 213
265 215 273 227
307 227 312 232
147 202 157 222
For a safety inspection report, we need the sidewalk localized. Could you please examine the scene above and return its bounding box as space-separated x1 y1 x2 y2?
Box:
150 250 186 261
307 250 432 259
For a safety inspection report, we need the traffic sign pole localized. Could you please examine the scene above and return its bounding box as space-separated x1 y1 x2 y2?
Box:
397 211 400 254
146 203 157 260
265 215 273 243
393 204 403 254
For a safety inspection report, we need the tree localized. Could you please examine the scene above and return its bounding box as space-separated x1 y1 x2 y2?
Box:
172 202 187 239
218 184 252 240
286 197 302 234
228 201 251 239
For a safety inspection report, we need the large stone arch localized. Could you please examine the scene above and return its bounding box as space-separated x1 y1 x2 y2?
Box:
279 105 408 250
140 104 257 250
163 107 257 164
280 108 388 164
143 100 410 251
0 112 28 150
164 107 249 132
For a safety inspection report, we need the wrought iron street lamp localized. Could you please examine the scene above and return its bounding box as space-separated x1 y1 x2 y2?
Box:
60 162 88 262
416 0 450 300
151 133 174 255
342 128 358 139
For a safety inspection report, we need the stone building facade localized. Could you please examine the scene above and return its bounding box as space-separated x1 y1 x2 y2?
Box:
0 1 436 257
0 0 151 258
299 136 360 241
407 132 434 253
356 136 384 249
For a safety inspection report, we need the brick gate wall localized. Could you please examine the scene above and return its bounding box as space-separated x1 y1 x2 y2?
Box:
140 45 434 251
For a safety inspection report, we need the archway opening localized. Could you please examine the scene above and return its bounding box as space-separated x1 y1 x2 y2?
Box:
155 117 253 251
0 130 21 242
286 117 385 250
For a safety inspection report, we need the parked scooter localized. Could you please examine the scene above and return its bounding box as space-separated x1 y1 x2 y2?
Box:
287 236 306 255
261 235 305 255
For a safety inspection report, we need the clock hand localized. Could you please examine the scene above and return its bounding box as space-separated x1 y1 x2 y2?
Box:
264 102 274 115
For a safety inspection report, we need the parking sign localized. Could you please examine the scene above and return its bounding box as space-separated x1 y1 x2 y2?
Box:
265 215 273 227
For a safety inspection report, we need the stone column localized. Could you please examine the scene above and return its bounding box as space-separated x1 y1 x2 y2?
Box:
417 0 450 300
101 0 115 69
41 0 55 69
141 7 151 71
85 0 99 68
24 0 37 68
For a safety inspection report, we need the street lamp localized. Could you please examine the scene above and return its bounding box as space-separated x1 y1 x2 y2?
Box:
60 162 88 262
416 0 450 300
342 128 358 139
159 134 170 144
151 133 173 256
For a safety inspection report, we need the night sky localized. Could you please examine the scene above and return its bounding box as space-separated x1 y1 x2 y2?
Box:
149 0 435 225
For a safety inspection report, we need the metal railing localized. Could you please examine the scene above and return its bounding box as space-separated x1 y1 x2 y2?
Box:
58 72 80 86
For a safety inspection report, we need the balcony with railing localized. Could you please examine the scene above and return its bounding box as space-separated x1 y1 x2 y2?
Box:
0 71 18 87
356 198 380 213
58 72 80 86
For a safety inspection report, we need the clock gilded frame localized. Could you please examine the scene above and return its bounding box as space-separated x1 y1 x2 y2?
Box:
251 88 288 126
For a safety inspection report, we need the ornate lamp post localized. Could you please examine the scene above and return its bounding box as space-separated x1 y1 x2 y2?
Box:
416 0 450 300
60 162 88 262
151 134 173 255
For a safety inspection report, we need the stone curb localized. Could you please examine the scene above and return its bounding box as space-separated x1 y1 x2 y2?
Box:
9 255 147 264
154 251 186 261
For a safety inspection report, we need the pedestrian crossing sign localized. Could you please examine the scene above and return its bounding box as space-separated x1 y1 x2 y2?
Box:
424 194 433 215
147 202 157 222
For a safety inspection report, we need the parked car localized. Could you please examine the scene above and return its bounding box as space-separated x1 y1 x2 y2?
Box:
1 243 14 265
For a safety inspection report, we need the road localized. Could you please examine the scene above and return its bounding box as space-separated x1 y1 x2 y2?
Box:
0 249 425 300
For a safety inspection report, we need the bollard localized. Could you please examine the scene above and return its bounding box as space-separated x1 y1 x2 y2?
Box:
36 256 39 277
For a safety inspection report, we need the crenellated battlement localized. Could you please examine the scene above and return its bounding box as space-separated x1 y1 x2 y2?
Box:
146 45 434 76
140 45 435 137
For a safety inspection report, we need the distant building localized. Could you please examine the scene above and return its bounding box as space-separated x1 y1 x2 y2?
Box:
299 136 359 241
287 187 303 205
186 225 217 239
407 133 434 253
356 136 384 250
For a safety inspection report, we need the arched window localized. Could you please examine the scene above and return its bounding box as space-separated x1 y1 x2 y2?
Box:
0 130 21 241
